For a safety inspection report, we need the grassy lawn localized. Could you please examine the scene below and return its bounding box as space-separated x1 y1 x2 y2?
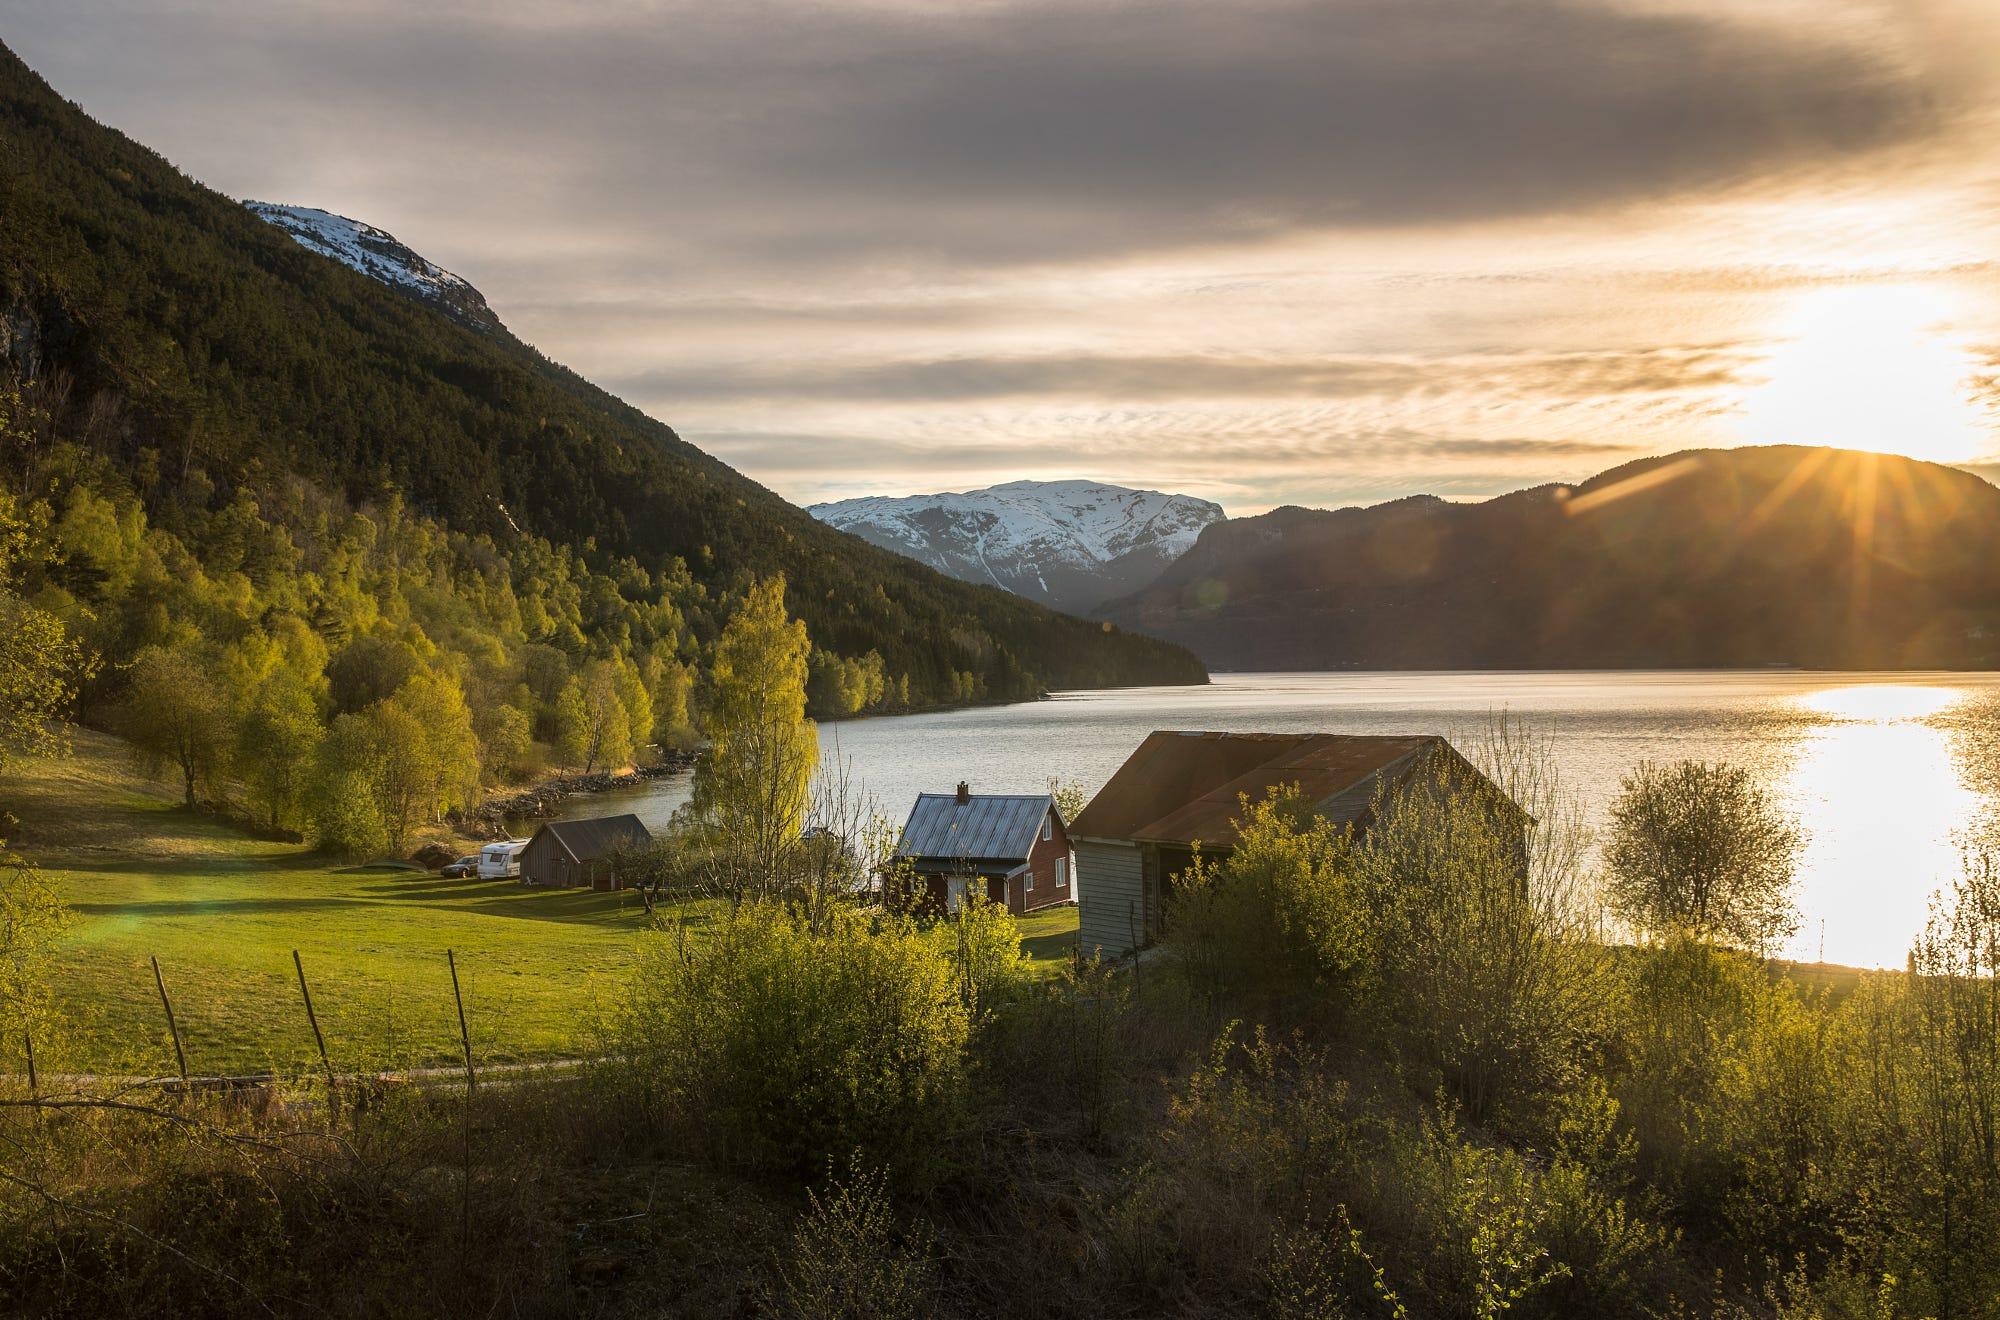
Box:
5 731 1081 1074
1017 902 1080 973
7 731 696 1074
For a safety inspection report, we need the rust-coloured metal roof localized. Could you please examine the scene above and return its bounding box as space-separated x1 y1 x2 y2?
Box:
1069 731 1444 849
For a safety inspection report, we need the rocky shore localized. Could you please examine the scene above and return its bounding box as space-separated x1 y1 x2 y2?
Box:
451 749 700 838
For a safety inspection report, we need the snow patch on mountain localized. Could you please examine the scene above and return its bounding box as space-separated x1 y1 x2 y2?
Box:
244 202 502 333
810 480 1224 615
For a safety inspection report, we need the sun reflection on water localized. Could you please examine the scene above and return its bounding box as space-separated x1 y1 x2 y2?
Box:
1779 683 1981 965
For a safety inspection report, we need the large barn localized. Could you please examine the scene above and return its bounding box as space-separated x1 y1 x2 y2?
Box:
1072 731 1518 959
892 783 1073 915
517 814 653 891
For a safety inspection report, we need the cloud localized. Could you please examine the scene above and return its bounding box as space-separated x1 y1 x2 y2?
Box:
606 346 1750 405
5 0 1996 513
3 0 1960 269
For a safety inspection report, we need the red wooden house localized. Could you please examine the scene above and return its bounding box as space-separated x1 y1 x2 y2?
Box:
892 782 1073 915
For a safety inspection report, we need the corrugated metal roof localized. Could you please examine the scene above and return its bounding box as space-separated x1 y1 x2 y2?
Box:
537 814 652 862
1069 731 1448 849
895 793 1056 864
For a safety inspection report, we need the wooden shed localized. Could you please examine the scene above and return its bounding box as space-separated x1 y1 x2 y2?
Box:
518 814 653 891
1072 731 1519 959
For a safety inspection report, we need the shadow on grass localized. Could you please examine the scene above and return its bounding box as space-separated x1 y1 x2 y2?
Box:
54 851 329 879
1022 925 1079 965
70 896 355 918
353 876 655 927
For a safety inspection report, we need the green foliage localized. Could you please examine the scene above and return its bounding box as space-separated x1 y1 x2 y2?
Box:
0 494 91 768
564 658 637 772
682 578 818 885
1168 789 1368 1013
1355 745 1611 1123
1265 1206 1408 1320
1047 775 1089 824
0 839 68 1049
232 669 321 831
621 902 969 1177
306 669 480 854
947 893 1031 1024
770 1162 937 1320
120 642 227 807
807 648 889 720
1606 759 1804 952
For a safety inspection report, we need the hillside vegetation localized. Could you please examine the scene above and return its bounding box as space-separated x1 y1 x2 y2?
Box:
0 39 1202 724
2 723 1991 1317
1107 446 2000 670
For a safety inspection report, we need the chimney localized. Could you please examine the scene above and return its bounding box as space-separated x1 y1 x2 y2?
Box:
956 781 970 804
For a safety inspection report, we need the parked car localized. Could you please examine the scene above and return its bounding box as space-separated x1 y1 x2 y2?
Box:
440 854 481 878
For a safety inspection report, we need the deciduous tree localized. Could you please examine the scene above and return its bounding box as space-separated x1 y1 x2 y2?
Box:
681 577 817 892
122 643 227 807
1606 759 1803 953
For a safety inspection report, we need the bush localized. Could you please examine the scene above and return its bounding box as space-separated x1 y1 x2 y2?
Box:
1354 733 1610 1123
945 893 1031 1024
621 902 970 1177
1166 789 1369 1018
769 1162 936 1320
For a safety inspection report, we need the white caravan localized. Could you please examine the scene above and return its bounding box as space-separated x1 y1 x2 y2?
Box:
477 839 530 880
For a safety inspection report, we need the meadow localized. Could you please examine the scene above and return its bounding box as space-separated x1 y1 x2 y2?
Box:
11 731 1081 1075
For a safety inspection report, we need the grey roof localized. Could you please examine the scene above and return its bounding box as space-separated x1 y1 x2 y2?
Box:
536 814 652 862
895 793 1057 864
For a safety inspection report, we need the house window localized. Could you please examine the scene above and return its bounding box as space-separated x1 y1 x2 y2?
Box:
1042 814 1053 842
1055 857 1068 890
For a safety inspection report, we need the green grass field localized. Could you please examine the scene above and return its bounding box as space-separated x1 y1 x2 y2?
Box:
8 732 1080 1075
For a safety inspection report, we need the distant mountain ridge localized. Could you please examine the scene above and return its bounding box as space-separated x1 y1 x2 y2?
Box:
811 480 1224 615
1101 446 2000 670
245 202 504 335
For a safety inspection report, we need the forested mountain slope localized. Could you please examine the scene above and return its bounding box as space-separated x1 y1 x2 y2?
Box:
1104 446 2000 670
0 42 1202 708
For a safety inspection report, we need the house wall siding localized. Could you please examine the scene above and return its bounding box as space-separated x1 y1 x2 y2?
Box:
1019 810 1074 913
1077 839 1146 958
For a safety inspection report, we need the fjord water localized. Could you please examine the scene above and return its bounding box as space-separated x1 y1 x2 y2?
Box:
554 671 2000 969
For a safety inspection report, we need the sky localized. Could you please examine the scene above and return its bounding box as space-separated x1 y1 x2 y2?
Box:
8 0 2000 515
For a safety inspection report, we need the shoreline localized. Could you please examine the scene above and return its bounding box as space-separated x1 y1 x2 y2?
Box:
453 748 701 839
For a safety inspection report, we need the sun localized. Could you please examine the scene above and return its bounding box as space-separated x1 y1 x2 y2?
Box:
1737 281 1988 465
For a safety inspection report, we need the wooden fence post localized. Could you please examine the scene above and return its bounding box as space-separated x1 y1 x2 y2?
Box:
446 949 474 1093
23 1033 35 1101
293 949 337 1104
151 955 189 1085
447 949 475 1265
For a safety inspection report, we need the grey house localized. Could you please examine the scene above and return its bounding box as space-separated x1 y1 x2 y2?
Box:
1071 731 1516 959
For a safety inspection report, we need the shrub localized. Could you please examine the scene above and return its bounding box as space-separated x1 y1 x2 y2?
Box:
1167 789 1369 1017
946 893 1031 1024
622 902 970 1177
769 1162 936 1320
1355 730 1610 1122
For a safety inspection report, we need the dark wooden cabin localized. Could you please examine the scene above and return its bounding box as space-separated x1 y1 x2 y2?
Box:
518 814 653 891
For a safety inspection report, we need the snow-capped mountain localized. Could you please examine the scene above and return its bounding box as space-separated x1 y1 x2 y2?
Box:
810 480 1225 616
244 202 504 334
